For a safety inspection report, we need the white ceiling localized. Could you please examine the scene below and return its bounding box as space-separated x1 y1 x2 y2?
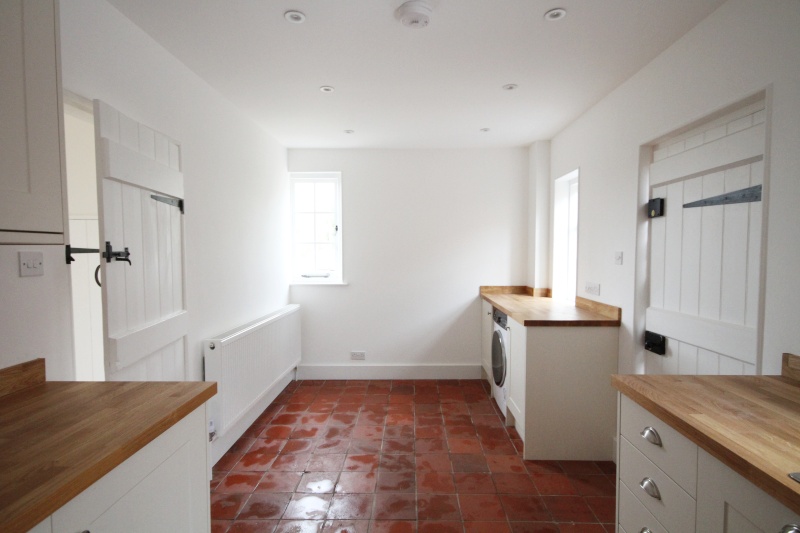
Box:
104 0 726 149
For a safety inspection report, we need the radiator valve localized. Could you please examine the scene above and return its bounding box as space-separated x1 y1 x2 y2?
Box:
208 420 217 442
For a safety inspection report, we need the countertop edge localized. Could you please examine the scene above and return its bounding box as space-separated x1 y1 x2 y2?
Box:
5 381 217 533
481 289 621 327
612 374 800 516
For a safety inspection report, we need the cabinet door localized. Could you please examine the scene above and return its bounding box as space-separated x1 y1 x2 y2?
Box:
0 0 64 239
52 405 210 533
697 449 800 532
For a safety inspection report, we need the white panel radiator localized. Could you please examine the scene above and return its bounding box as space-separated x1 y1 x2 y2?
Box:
204 304 300 464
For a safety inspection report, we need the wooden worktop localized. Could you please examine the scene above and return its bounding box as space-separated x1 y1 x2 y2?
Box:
480 286 621 327
0 362 216 533
613 356 800 515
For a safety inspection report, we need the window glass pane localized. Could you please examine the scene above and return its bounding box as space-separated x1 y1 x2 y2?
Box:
294 213 315 242
315 182 336 212
296 244 315 272
316 244 336 271
294 182 315 212
315 213 336 243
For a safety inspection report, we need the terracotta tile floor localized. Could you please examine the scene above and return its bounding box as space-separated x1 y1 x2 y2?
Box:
210 379 616 533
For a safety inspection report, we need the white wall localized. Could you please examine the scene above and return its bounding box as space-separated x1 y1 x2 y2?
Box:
550 0 800 374
289 148 528 378
59 0 290 380
527 141 551 289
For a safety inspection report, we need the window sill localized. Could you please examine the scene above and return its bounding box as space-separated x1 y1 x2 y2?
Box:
290 280 349 287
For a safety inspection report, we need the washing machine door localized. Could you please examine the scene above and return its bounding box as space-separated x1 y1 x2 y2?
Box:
491 328 506 387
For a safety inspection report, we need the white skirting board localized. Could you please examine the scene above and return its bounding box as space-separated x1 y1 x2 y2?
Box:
296 364 482 380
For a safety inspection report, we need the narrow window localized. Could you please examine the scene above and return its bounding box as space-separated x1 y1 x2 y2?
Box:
553 169 579 301
290 172 343 283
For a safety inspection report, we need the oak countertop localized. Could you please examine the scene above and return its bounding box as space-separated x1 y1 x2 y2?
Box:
613 371 800 515
0 380 217 533
480 286 621 327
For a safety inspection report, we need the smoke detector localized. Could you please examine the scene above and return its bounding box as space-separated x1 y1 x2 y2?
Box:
395 0 432 29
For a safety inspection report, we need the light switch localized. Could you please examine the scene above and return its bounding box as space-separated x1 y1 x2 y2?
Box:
19 251 44 277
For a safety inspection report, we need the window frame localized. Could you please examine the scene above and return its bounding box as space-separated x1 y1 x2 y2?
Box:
289 172 344 285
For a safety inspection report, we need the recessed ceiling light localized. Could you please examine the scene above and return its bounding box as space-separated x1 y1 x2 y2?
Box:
320 86 335 93
480 128 491 133
284 10 306 24
344 130 354 134
395 0 433 29
502 84 518 91
544 8 566 21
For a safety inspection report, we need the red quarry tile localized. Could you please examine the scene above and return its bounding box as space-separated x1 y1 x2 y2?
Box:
350 438 383 454
249 438 286 455
307 453 346 472
440 403 469 415
227 520 279 532
464 522 512 533
542 495 595 522
524 461 563 475
479 439 517 455
448 437 483 454
568 474 616 497
558 524 607 533
233 450 278 472
291 424 325 439
445 426 477 438
508 523 560 533
229 437 257 455
343 453 380 472
298 472 339 494
512 439 524 453
530 473 578 496
499 494 550 521
377 472 416 492
211 519 231 533
353 425 384 439
271 413 302 425
215 451 244 472
451 454 489 473
453 472 496 494
386 412 414 424
211 493 248 520
415 404 441 414
586 496 616 523
373 493 417 520
270 453 311 471
330 414 358 426
417 494 460 521
379 454 415 473
388 395 414 406
415 454 452 473
336 471 378 493
256 471 303 493
357 412 387 426
365 395 390 405
327 493 375 520
384 425 415 438
443 415 473 426
486 454 526 473
315 438 352 454
414 439 447 453
210 470 226 491
559 461 603 475
383 438 415 454
274 519 324 532
475 426 509 441
391 384 414 394
596 461 616 476
414 415 443 427
418 521 461 533
492 473 538 494
262 425 294 439
416 472 455 493
472 415 503 428
459 493 506 521
369 520 417 532
283 403 309 413
322 519 370 532
217 472 263 493
322 426 354 440
414 426 444 439
282 439 317 454
283 494 333 520
237 492 292 520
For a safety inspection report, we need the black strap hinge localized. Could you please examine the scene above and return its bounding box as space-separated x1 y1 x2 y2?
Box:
150 194 184 214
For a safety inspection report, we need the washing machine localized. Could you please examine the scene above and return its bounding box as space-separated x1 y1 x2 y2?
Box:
491 308 510 417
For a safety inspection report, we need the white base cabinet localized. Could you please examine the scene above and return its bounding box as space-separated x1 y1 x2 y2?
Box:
33 404 210 533
617 393 800 532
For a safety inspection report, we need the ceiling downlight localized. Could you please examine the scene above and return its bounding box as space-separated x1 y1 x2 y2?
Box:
502 84 518 91
319 86 335 93
544 8 567 21
395 0 433 29
284 10 306 24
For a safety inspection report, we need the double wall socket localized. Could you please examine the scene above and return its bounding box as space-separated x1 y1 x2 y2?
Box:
350 351 366 360
585 282 601 296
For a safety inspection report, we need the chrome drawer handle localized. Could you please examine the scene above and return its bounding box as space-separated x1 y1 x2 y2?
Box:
641 426 663 447
639 529 653 533
780 525 800 533
640 477 662 500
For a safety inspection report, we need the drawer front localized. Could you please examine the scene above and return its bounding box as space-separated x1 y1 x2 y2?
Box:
620 437 696 533
619 482 668 533
620 394 697 496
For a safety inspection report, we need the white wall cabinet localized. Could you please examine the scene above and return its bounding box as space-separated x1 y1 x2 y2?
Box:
37 405 210 533
617 393 800 532
0 0 66 243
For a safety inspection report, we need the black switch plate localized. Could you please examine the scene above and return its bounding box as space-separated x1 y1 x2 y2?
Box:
648 198 664 218
644 331 666 355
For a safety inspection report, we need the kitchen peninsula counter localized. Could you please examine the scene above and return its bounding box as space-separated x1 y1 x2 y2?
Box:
480 286 621 326
0 359 217 533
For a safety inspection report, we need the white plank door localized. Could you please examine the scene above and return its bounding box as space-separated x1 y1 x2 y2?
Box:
94 100 187 381
645 106 766 375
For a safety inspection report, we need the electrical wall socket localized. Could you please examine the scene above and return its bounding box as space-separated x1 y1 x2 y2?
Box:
351 351 366 360
585 282 601 296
